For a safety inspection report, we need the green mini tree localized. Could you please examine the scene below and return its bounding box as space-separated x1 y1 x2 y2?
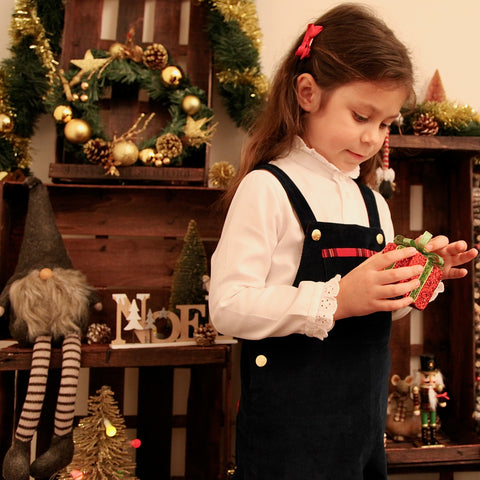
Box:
56 386 138 480
168 219 209 316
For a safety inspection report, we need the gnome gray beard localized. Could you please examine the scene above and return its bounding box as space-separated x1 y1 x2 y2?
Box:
9 268 92 344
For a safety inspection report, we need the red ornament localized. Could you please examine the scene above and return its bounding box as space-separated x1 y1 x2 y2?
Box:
130 438 142 449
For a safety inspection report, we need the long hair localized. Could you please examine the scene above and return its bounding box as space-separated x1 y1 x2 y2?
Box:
223 3 414 208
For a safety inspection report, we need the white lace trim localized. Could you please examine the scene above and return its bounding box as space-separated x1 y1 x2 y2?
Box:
305 274 341 340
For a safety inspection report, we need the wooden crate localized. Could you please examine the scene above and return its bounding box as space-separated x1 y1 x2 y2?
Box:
52 0 212 185
0 182 231 479
385 135 480 475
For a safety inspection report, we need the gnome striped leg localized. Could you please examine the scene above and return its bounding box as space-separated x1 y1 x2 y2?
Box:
29 334 81 478
2 335 52 480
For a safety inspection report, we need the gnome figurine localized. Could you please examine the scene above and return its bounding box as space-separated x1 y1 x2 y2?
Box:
0 176 102 480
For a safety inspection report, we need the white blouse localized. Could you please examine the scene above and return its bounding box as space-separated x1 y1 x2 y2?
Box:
209 137 395 341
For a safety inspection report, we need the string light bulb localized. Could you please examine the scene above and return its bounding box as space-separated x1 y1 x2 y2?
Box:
103 418 117 437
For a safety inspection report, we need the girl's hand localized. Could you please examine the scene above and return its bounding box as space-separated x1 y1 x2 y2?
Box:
334 246 422 321
424 235 478 280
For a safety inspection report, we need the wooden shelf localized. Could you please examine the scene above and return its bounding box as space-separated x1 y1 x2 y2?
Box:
386 438 480 472
390 134 480 151
0 343 231 370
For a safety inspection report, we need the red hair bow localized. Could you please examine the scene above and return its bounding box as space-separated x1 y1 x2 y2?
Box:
295 24 323 60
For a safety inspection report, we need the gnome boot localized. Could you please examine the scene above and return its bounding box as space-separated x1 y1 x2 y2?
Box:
2 438 31 480
29 432 74 479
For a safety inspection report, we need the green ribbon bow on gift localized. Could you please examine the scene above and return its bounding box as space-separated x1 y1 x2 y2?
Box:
393 231 445 269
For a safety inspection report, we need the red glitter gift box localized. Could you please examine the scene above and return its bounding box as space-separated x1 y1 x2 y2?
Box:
384 231 444 310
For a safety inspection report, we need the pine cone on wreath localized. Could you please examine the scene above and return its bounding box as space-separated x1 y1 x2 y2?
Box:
156 132 183 163
143 43 168 70
83 138 113 166
412 113 439 136
193 324 217 346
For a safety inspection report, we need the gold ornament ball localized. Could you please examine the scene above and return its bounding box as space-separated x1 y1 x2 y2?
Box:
139 148 156 165
53 105 73 123
182 95 201 115
80 81 89 91
161 65 183 87
64 119 92 144
80 94 89 103
112 140 139 166
109 42 126 59
0 113 13 133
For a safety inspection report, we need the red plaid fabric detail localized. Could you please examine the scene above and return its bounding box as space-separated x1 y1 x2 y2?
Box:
321 248 377 258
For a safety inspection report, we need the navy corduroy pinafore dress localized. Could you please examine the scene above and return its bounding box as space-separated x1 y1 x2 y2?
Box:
233 164 392 480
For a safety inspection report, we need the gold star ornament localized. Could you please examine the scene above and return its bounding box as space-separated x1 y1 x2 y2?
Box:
69 50 111 86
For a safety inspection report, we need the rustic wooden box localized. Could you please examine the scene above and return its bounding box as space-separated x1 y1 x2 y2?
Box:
52 0 212 185
385 135 480 475
0 182 231 479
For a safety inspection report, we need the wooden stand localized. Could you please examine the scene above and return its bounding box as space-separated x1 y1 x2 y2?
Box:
0 182 231 479
385 135 480 476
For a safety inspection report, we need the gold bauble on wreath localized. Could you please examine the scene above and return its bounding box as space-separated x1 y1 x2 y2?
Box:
53 105 73 123
161 65 183 87
0 113 13 133
109 42 126 59
112 140 139 166
182 95 201 115
138 148 156 165
64 118 92 144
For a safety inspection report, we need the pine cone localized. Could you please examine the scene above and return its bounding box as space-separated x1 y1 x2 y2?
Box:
155 132 183 163
83 138 113 166
412 113 439 136
193 324 217 346
143 43 168 70
86 323 112 344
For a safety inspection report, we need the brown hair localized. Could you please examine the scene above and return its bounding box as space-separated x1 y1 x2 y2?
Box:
223 3 414 207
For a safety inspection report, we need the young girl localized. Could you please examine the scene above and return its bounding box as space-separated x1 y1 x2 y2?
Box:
209 4 477 479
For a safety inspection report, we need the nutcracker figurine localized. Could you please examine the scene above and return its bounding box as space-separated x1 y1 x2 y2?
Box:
412 354 449 446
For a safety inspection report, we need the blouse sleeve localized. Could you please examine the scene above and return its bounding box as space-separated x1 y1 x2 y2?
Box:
209 171 337 341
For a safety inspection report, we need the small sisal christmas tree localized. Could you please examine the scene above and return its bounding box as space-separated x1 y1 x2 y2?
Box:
168 219 208 316
56 385 138 480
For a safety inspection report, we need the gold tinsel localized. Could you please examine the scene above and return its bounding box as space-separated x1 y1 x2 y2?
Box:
216 67 269 96
208 161 236 189
207 0 263 49
415 100 477 132
183 115 218 148
10 0 57 86
199 0 269 103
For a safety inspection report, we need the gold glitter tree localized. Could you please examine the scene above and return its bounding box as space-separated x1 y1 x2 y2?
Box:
56 386 138 480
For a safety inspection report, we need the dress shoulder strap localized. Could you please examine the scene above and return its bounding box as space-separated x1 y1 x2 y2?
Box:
256 163 316 233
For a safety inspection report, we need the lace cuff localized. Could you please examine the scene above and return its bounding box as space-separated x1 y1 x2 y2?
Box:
305 274 340 340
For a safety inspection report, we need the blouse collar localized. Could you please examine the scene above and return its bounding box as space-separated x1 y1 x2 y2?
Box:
292 136 360 179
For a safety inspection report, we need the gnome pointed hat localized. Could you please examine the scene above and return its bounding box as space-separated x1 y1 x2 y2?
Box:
13 176 73 277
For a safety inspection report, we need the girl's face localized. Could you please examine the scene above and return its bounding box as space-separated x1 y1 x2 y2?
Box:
300 79 408 172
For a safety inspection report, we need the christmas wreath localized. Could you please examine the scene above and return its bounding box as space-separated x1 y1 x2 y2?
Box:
0 0 268 175
49 31 217 176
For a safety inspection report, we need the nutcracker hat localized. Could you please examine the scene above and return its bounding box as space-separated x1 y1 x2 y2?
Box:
419 353 438 373
12 176 73 277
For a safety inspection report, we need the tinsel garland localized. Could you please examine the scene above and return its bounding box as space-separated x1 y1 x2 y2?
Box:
198 0 269 129
0 0 61 172
393 100 480 136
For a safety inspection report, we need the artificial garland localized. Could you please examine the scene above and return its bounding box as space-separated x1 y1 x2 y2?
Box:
0 0 61 173
392 70 480 137
199 0 269 130
48 32 217 175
